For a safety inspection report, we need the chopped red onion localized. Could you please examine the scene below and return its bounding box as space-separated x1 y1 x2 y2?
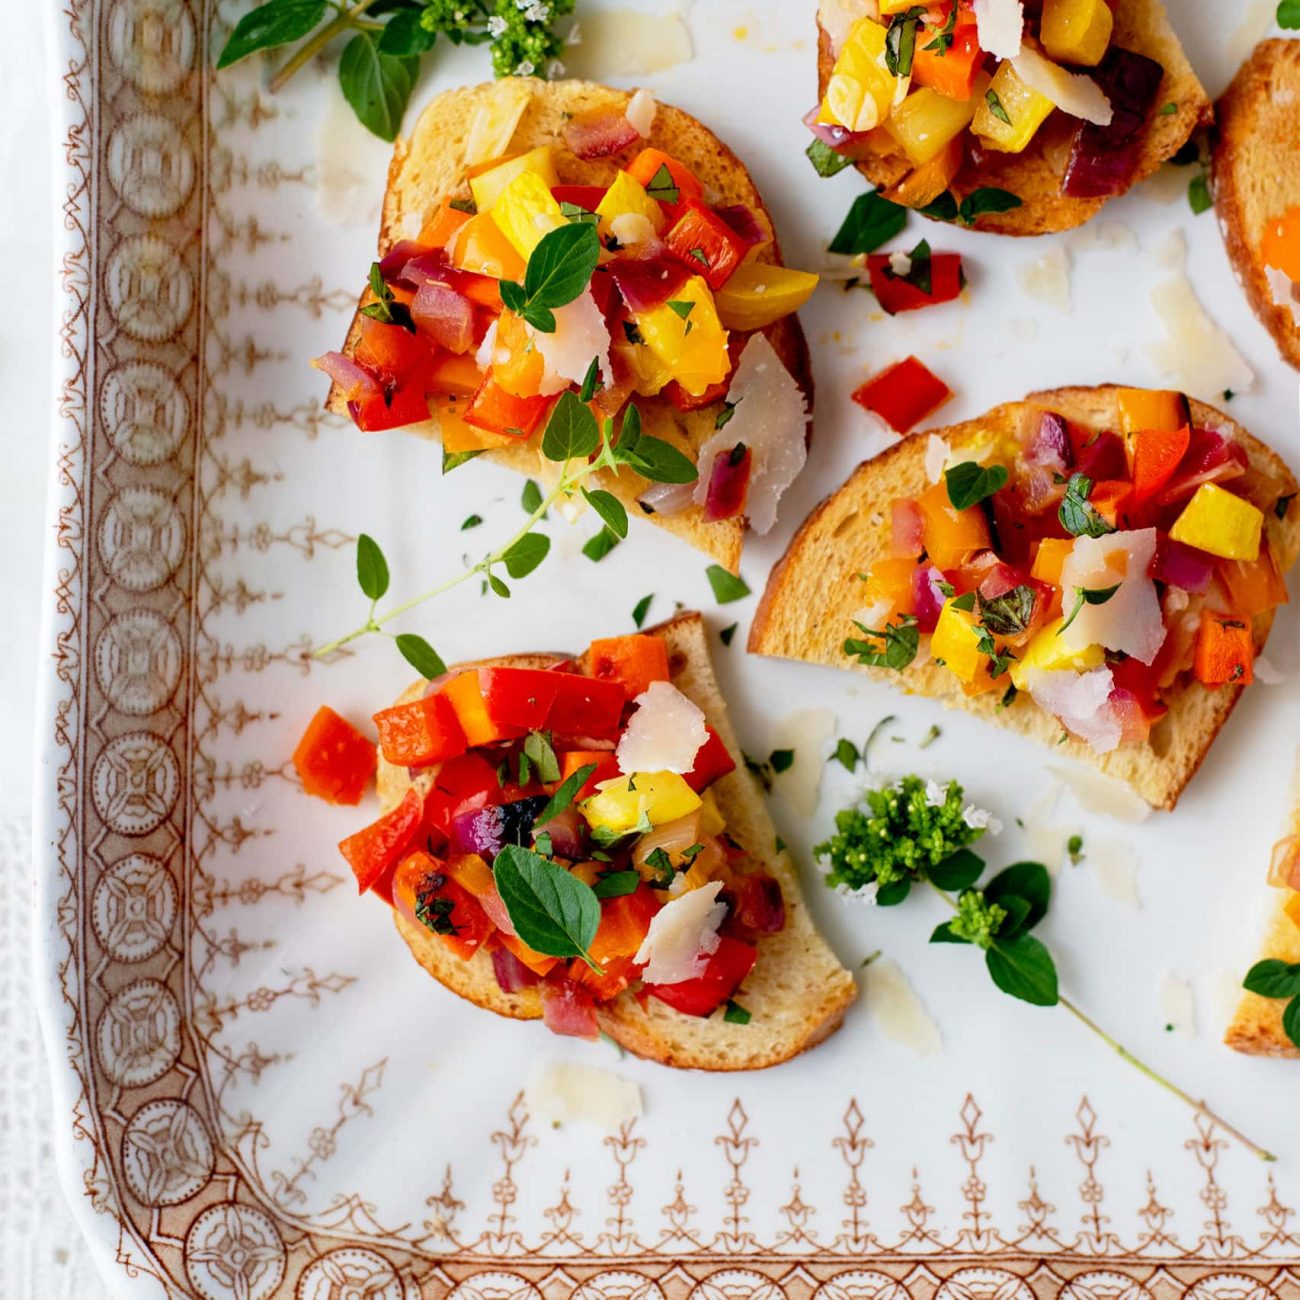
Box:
1026 410 1072 472
564 109 641 160
397 249 451 289
912 565 948 633
638 479 697 516
1154 537 1214 594
801 104 867 150
312 350 381 403
1061 48 1164 199
492 947 540 993
411 280 476 354
730 873 786 934
378 240 433 283
540 978 600 1038
610 257 690 314
1157 428 1249 505
703 444 752 521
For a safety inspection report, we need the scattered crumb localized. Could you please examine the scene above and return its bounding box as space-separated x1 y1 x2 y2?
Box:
525 1060 642 1134
1017 245 1072 312
864 958 942 1056
770 708 838 816
1090 837 1139 907
1158 971 1197 1037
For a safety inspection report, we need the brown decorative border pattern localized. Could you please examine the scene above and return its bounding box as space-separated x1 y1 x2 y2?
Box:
39 1 1300 1296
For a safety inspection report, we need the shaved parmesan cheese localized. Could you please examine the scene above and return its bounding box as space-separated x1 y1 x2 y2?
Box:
1022 665 1121 753
1091 836 1139 906
616 681 707 775
1047 762 1152 821
864 958 942 1056
634 881 726 984
1059 529 1165 665
925 434 950 483
562 9 693 77
1152 227 1186 270
1068 222 1137 253
973 0 1024 59
463 79 535 167
770 707 837 816
818 0 876 54
1021 786 1079 876
1013 47 1112 124
1158 971 1196 1037
626 87 657 137
1017 245 1072 311
532 290 612 396
525 1061 642 1134
1145 273 1254 402
692 334 809 534
609 211 659 251
889 250 913 277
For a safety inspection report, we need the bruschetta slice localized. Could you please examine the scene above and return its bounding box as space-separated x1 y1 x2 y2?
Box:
751 385 1300 810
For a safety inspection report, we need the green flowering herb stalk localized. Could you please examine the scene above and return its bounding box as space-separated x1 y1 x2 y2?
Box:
816 774 1275 1162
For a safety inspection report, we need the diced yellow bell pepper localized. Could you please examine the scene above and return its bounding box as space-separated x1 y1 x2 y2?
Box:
885 86 981 166
972 62 1055 153
635 275 730 397
469 146 559 213
488 170 565 259
823 18 900 133
714 262 819 331
595 170 665 240
697 789 726 838
611 340 673 397
930 599 984 684
1030 537 1075 589
1040 0 1114 67
581 772 702 836
1169 483 1264 562
1287 891 1300 931
448 211 527 280
1009 618 1105 689
879 0 923 9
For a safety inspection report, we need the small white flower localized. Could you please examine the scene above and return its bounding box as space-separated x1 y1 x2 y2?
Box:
487 14 507 36
835 880 880 905
962 804 1003 834
515 58 536 75
546 58 565 78
566 21 582 44
924 779 948 808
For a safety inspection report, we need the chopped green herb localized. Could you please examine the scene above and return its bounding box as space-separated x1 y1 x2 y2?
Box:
832 738 860 772
806 137 852 177
632 594 654 628
845 617 919 671
706 565 751 604
829 190 909 256
985 88 1012 126
723 1000 752 1025
770 748 795 774
461 514 483 530
720 622 738 647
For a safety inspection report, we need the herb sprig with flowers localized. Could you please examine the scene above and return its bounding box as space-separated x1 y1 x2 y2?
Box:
216 0 576 140
816 775 1276 1162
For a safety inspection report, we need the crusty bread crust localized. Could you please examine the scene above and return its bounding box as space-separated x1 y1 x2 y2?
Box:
327 80 815 573
376 611 858 1070
816 1 1209 236
750 386 1300 811
1212 39 1300 372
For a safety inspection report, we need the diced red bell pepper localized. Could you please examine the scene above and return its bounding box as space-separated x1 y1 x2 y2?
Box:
1194 613 1255 687
728 873 786 934
549 673 627 740
1089 479 1134 528
424 752 503 838
354 312 432 378
1109 656 1168 723
392 849 495 961
540 976 600 1038
292 706 377 805
644 936 758 1017
852 356 952 434
589 885 659 962
349 383 435 433
338 787 424 894
588 634 671 700
1130 424 1190 507
625 148 704 217
663 374 729 411
551 183 609 212
556 749 620 799
912 4 983 100
464 372 553 438
865 252 964 314
684 726 737 792
373 693 468 768
664 201 752 289
478 667 566 731
442 267 504 312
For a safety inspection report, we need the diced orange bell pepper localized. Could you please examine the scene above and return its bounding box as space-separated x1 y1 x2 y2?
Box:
664 202 751 290
1116 387 1190 435
863 556 919 619
1030 537 1074 589
883 136 965 210
851 356 952 433
915 479 991 569
1286 892 1300 932
1089 480 1133 528
625 148 703 215
442 671 527 746
292 706 377 805
588 634 670 700
589 885 660 963
392 849 495 961
464 371 553 438
1130 424 1190 507
420 198 472 250
429 352 484 398
373 693 468 768
557 749 621 800
444 268 505 312
444 852 496 898
912 4 983 100
338 787 424 894
439 403 519 455
489 310 545 397
568 954 637 1001
448 211 527 281
499 932 560 977
1193 613 1255 687
1220 543 1289 617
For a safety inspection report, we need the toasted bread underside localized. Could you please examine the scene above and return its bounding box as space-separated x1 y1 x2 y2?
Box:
816 0 1209 236
327 80 814 573
1212 39 1300 372
750 386 1300 811
376 612 858 1070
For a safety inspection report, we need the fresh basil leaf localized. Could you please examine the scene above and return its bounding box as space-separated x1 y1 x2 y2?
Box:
706 564 751 605
769 748 795 774
378 9 437 55
950 591 976 612
875 877 912 906
644 163 680 205
521 478 545 515
493 845 600 961
1243 959 1300 1000
923 4 957 53
984 89 1012 126
593 870 641 899
720 623 738 647
986 933 1059 1006
444 447 483 473
488 573 510 598
534 763 597 827
632 594 653 628
884 6 927 76
461 514 483 530
978 584 1036 638
216 0 327 68
625 435 698 484
806 138 852 177
583 528 620 562
583 488 629 539
395 633 446 680
723 1000 752 1025
946 461 1008 510
960 188 1022 223
1058 472 1115 538
523 221 601 311
356 533 389 601
541 390 600 461
928 848 985 892
502 532 550 579
521 302 557 333
829 191 908 256
578 355 601 403
996 894 1033 937
337 33 417 143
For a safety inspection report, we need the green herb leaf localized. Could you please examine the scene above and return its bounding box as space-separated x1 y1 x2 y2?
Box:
1277 493 1295 520
919 191 960 222
1282 0 1300 28
560 201 599 225
488 573 510 598
806 137 852 177
1158 101 1178 116
461 514 483 530
978 584 1036 637
863 714 897 767
395 633 446 680
501 532 551 579
923 4 958 54
583 488 629 539
1059 582 1121 635
950 591 976 612
583 528 620 561
930 920 969 944
720 623 738 647
338 33 418 143
632 594 653 628
217 0 327 68
876 878 912 906
829 191 909 256
622 433 699 484
1188 172 1212 215
524 731 562 784
986 933 1059 1006
356 533 389 601
984 862 1051 935
378 9 438 56
493 845 601 963
578 355 602 402
444 447 483 474
946 461 1009 510
844 616 919 671
928 847 985 892
1243 959 1300 999
984 88 1012 125
534 763 598 827
723 1000 752 1025
770 748 795 774
1284 994 1300 1049
542 390 600 461
706 565 751 604
884 6 927 76
523 220 602 314
521 478 544 515
1058 472 1116 538
645 163 680 205
960 187 1022 223
833 738 860 772
594 870 641 899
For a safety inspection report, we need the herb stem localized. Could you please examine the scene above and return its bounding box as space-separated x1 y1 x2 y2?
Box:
268 0 380 94
927 882 1275 1163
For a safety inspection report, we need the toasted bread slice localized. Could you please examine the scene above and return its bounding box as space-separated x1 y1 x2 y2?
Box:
815 1 1209 236
1212 39 1300 371
327 80 814 573
376 612 857 1070
750 386 1300 811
